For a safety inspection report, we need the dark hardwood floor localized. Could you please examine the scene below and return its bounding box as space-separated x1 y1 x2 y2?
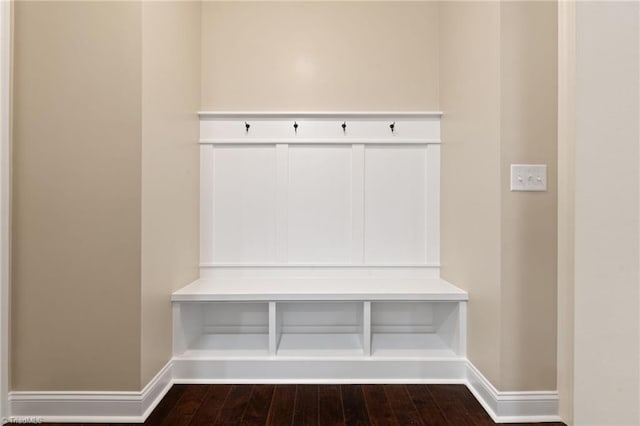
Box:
24 384 567 426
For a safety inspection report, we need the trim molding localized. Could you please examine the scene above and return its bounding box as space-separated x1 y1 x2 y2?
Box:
9 360 561 423
0 0 11 421
8 361 173 423
465 362 561 423
6 360 560 423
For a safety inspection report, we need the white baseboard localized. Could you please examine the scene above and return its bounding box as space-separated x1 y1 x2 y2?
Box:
6 359 561 424
465 361 561 423
7 361 173 423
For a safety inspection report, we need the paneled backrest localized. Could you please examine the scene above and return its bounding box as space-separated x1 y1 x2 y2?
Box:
199 112 441 279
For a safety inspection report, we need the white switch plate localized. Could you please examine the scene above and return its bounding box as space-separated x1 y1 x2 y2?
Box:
510 164 547 192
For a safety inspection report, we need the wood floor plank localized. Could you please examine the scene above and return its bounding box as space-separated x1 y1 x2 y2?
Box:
189 384 233 426
293 384 319 426
145 384 187 426
318 384 345 426
427 385 476 426
455 386 494 426
161 384 210 426
266 384 296 426
362 384 398 426
340 385 370 426
214 385 254 425
241 384 275 425
405 384 448 425
383 385 424 425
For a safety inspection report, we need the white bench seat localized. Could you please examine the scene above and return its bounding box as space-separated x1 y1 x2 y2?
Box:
172 277 467 302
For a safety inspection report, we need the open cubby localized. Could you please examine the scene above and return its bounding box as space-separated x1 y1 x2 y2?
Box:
370 301 463 358
275 302 364 357
173 302 270 358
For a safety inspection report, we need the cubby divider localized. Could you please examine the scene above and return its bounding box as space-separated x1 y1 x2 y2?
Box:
362 301 372 357
268 301 277 356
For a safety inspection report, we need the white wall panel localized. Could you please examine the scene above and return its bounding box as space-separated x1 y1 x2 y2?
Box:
200 113 440 272
200 145 214 263
364 146 427 263
212 146 277 263
287 146 353 263
426 144 441 264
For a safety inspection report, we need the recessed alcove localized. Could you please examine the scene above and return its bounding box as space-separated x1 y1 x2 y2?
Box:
4 0 566 422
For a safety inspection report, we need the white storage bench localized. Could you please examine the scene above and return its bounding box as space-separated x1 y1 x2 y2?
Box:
172 278 467 383
172 112 469 383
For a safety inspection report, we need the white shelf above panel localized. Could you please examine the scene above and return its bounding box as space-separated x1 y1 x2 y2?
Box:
277 333 363 358
172 278 468 302
198 111 443 119
179 334 270 359
371 333 459 359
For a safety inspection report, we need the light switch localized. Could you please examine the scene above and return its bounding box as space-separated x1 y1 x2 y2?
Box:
510 164 547 192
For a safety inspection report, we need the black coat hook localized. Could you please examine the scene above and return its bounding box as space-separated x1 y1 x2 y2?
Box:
293 121 299 133
341 121 347 133
390 122 395 134
245 122 251 133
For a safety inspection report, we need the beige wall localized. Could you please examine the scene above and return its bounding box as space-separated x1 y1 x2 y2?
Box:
12 0 201 391
440 1 557 391
439 0 503 386
499 1 557 390
12 1 143 390
201 1 439 111
569 2 640 424
141 0 201 386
